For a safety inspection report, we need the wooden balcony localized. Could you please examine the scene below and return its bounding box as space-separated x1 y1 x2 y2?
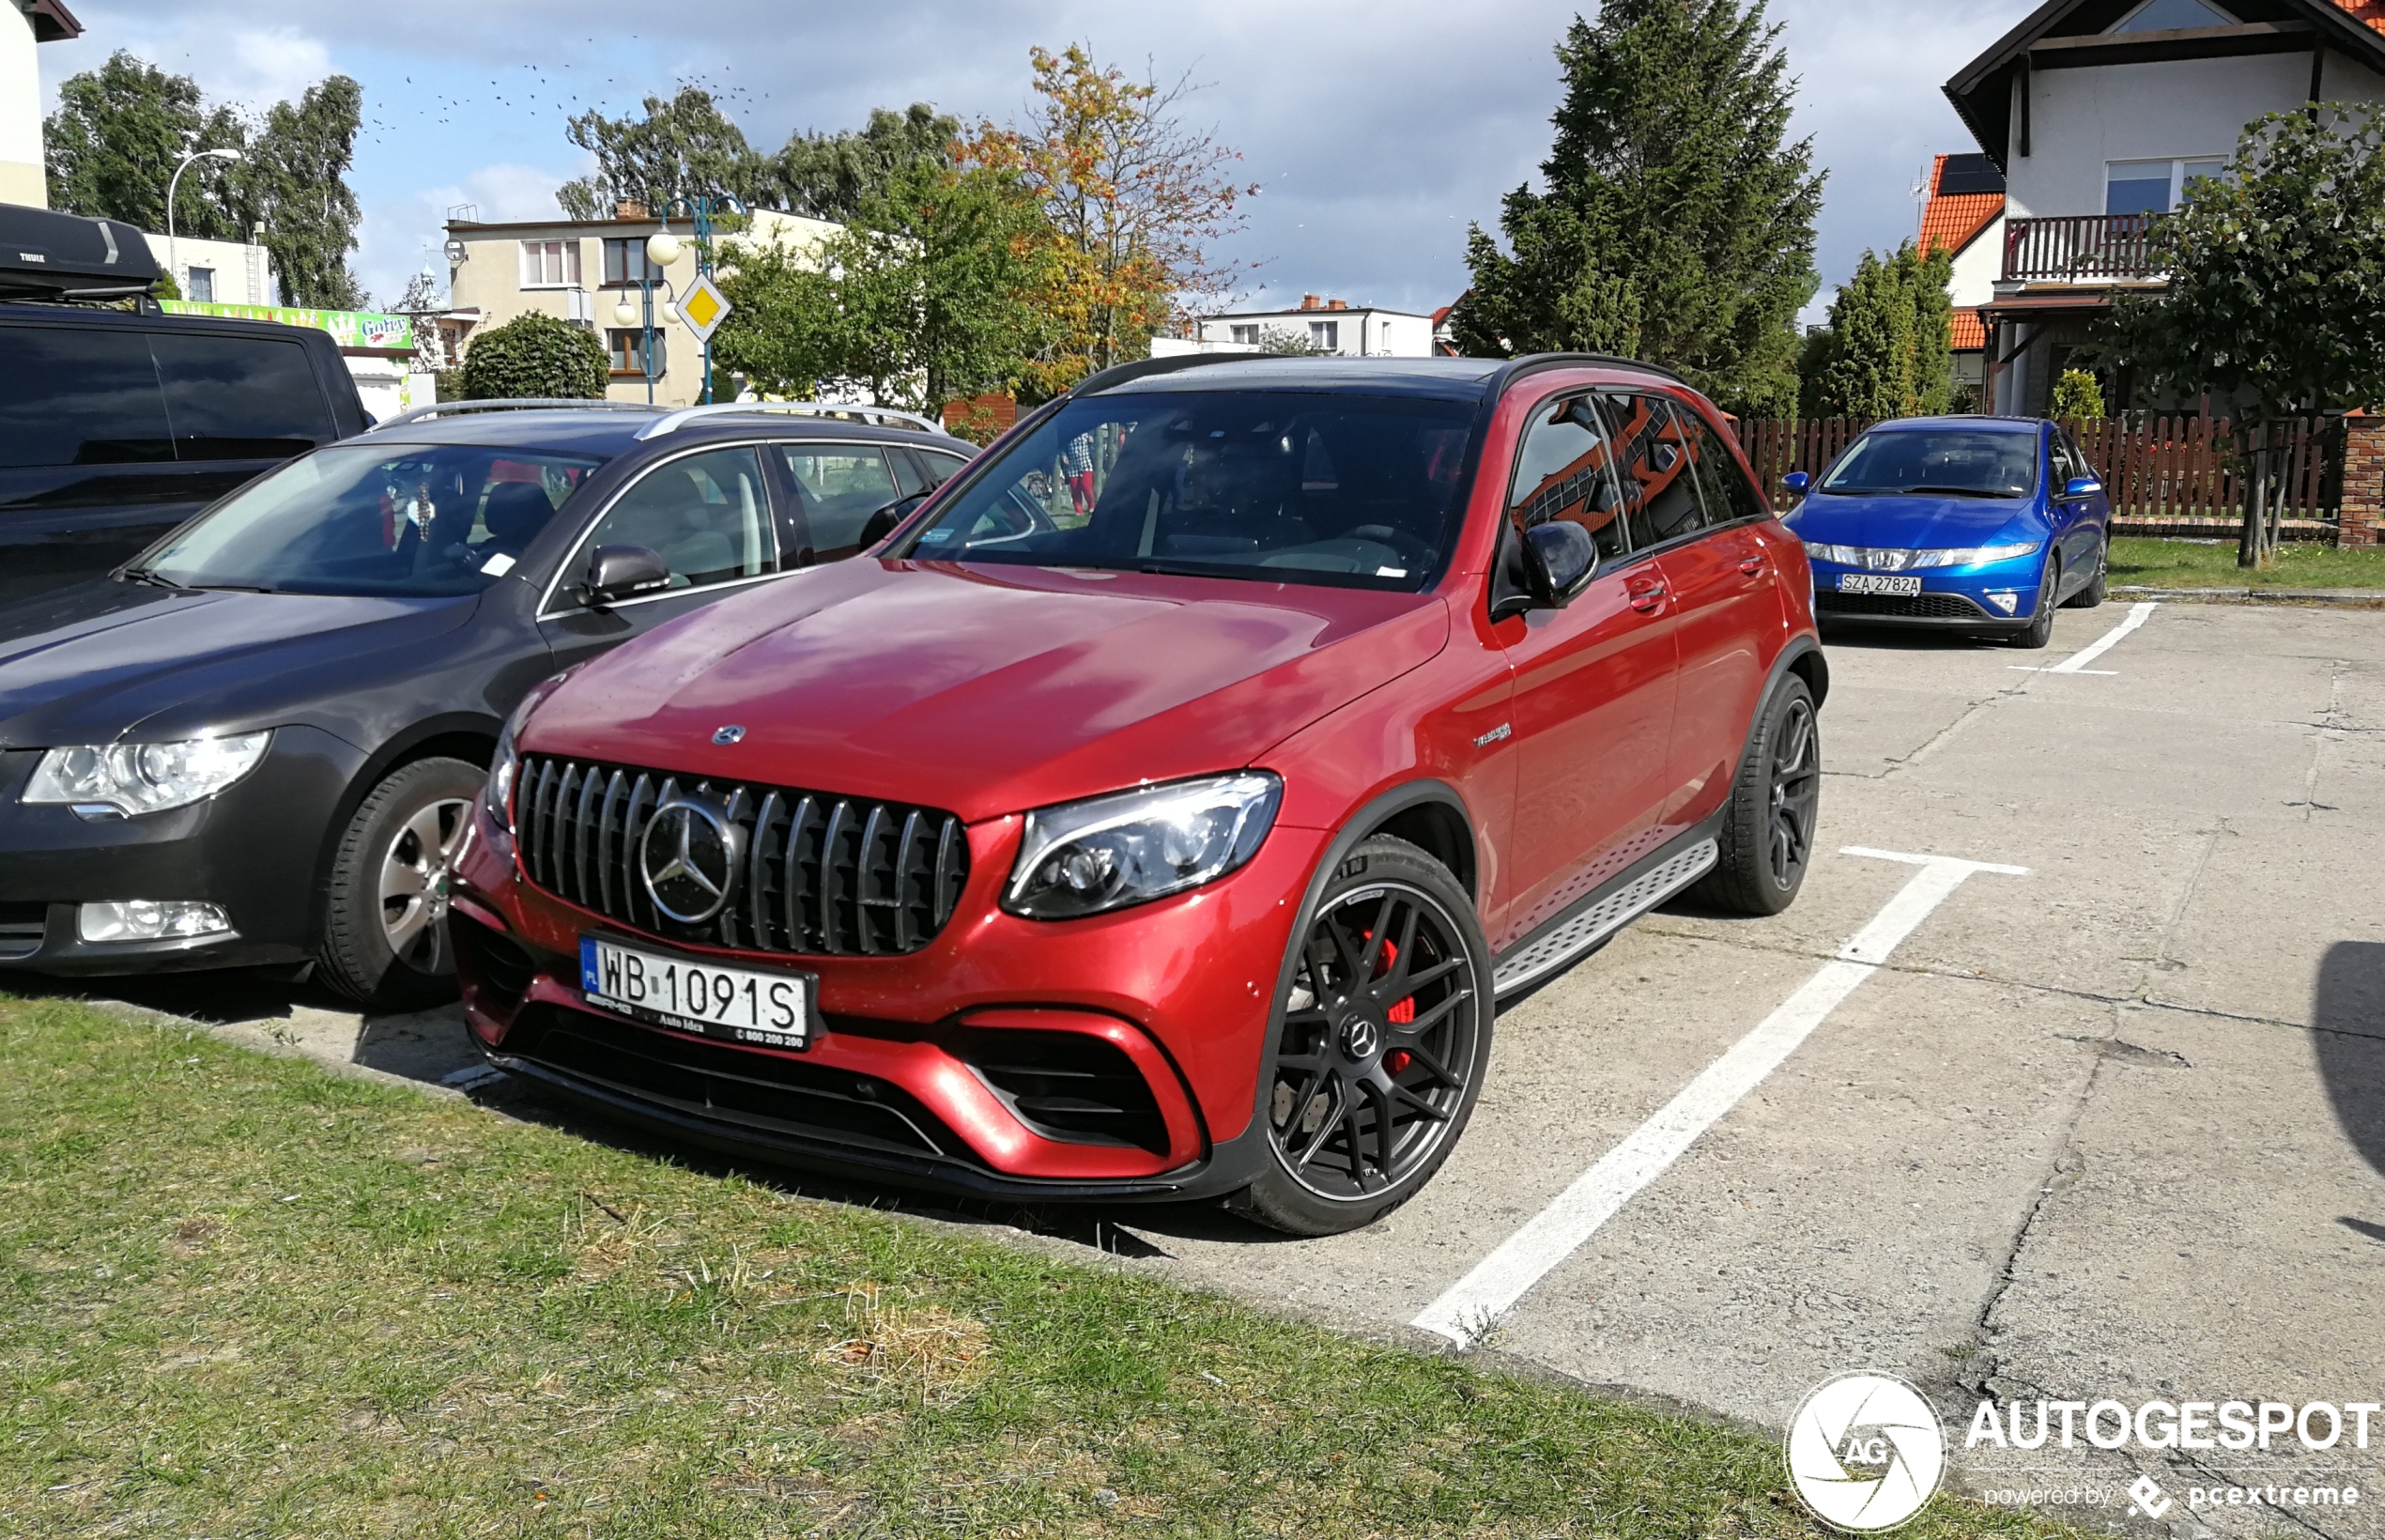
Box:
2001 213 2162 285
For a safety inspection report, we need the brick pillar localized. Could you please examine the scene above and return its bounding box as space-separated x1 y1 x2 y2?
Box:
2341 415 2384 547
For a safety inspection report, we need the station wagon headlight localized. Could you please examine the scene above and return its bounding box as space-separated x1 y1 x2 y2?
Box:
1006 772 1283 920
23 732 271 817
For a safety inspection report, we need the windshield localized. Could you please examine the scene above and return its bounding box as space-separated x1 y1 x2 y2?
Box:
137 442 606 596
1818 429 2039 499
894 391 1477 590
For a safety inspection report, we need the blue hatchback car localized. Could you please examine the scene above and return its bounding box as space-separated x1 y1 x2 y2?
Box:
1781 416 2112 648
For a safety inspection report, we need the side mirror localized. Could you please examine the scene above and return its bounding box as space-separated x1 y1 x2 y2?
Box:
1521 521 1597 608
1781 470 1810 495
856 493 930 550
579 543 671 608
2063 475 2103 500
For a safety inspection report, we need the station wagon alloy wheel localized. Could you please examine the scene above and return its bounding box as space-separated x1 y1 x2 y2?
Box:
381 796 469 975
1267 876 1482 1205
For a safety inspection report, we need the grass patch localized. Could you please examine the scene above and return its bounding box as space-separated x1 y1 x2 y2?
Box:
0 998 2078 1537
2110 535 2385 589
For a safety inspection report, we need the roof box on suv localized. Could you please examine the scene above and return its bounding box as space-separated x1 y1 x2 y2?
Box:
0 204 161 300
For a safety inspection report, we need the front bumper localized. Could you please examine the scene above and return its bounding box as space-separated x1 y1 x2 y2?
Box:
0 727 365 975
448 795 1327 1203
1808 560 2043 629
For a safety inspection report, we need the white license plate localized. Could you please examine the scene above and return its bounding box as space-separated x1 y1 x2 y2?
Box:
578 935 812 1049
1838 573 1922 596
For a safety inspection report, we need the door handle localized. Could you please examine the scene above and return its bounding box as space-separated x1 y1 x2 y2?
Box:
1627 580 1668 613
1738 556 1767 576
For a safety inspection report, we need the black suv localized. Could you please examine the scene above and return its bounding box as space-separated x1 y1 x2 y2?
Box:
0 400 977 1004
0 205 369 605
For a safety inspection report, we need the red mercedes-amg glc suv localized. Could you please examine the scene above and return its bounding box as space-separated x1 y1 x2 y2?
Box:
449 354 1825 1234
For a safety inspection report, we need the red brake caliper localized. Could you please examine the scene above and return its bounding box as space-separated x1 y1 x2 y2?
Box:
1369 932 1415 1074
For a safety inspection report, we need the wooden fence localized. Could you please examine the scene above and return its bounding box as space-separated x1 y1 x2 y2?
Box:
1731 415 2343 526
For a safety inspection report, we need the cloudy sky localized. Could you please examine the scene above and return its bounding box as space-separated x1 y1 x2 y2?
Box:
36 0 2039 322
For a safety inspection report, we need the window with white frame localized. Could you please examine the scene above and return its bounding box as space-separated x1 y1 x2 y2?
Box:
1230 324 1260 346
2104 157 2228 216
187 268 215 302
1309 319 1339 351
518 239 583 288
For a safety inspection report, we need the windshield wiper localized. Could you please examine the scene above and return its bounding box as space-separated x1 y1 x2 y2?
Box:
1900 485 2014 499
115 567 188 591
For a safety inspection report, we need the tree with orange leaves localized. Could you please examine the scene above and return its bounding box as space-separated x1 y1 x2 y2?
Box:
963 46 1259 397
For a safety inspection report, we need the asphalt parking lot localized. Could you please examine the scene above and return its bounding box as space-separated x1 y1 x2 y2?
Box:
44 597 2385 1535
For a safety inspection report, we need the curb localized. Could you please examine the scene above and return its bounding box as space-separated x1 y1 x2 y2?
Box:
2111 585 2385 608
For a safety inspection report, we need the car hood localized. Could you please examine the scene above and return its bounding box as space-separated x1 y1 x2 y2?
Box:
1789 492 2044 549
524 558 1453 823
0 579 481 748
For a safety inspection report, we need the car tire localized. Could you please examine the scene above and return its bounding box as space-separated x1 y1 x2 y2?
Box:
317 757 485 1009
2063 536 2107 609
2009 559 2060 650
1692 674 1821 916
1226 835 1494 1237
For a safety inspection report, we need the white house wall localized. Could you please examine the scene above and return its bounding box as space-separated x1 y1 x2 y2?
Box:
0 4 44 208
2006 50 2385 218
1192 310 1436 357
137 232 277 305
1947 217 2004 308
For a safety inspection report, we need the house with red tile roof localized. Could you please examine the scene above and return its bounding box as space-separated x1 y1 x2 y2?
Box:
1942 0 2385 415
1917 153 2007 403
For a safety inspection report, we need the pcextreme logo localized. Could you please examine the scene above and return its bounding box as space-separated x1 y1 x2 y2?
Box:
1785 1373 1948 1532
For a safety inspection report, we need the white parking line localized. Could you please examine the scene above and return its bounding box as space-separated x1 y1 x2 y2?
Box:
2013 599 2158 677
1410 846 2027 1348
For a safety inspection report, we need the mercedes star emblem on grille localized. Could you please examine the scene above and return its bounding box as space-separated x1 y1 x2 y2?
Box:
712 724 746 745
639 795 743 924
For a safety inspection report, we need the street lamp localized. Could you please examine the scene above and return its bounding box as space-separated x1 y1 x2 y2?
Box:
166 147 244 299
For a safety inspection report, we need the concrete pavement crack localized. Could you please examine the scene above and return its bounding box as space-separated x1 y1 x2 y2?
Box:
1630 918 2378 1040
2169 1450 2352 1540
1956 1036 2107 1401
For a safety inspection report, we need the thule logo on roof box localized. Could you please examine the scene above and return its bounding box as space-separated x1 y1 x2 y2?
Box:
18 254 45 263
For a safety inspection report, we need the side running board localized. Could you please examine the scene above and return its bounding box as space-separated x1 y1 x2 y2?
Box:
1491 838 1718 997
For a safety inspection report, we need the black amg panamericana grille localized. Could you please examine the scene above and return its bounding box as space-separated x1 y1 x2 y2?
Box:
515 754 969 955
1814 590 1991 621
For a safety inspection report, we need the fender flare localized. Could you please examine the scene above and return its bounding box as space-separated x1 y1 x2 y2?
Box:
1736 636 1828 771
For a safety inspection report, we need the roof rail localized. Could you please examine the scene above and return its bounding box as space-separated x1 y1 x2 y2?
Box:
365 398 655 434
1492 352 1692 393
635 401 944 440
1069 350 1274 397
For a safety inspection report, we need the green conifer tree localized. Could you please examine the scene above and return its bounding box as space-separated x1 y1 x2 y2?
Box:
1449 0 1824 417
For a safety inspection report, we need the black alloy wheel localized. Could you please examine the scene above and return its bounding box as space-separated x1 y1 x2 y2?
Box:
1764 690 1821 893
1695 674 1822 916
1229 836 1493 1236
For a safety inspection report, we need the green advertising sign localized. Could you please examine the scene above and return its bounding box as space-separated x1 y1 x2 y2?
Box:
161 300 414 351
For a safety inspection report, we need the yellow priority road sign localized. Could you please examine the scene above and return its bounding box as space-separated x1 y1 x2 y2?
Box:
679 272 731 344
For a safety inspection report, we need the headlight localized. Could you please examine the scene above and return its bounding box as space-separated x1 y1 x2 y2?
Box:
1926 540 2040 567
1802 540 2040 570
1006 771 1283 920
23 732 271 817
